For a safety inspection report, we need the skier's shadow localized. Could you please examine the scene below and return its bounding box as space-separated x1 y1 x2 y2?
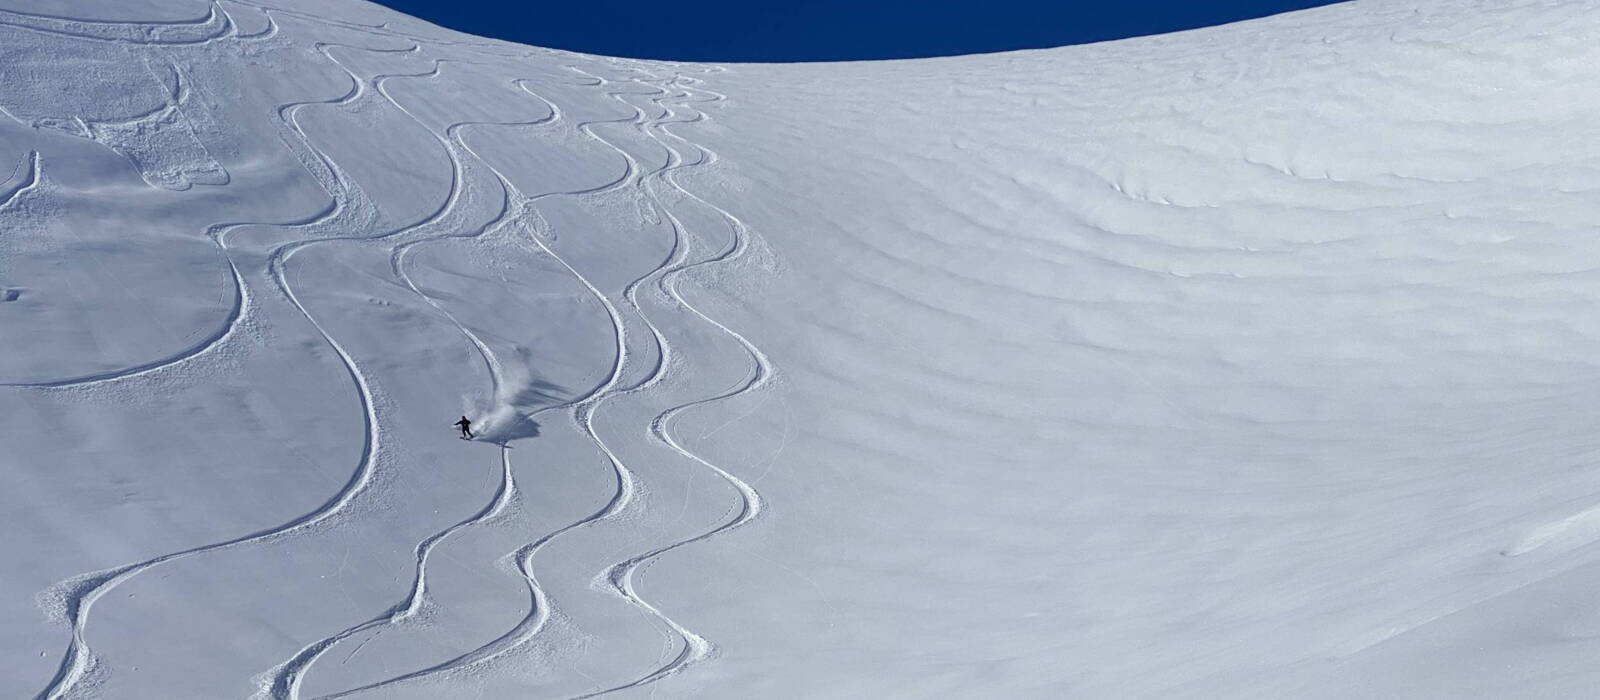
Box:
480 376 567 446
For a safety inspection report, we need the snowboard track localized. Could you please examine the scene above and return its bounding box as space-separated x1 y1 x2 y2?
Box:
311 63 772 700
259 52 661 700
308 68 693 699
570 76 773 699
0 149 40 208
27 29 510 700
22 10 773 700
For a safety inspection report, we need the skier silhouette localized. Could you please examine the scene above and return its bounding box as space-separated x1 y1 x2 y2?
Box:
455 416 474 439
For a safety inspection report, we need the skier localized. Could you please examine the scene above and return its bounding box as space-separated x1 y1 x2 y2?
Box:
455 415 474 439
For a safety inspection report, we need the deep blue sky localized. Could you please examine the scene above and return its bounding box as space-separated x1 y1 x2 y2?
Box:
373 0 1346 62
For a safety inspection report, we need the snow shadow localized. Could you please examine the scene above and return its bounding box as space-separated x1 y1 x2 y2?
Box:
464 366 568 445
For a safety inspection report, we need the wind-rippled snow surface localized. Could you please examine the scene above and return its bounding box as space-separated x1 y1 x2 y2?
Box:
5 0 1600 697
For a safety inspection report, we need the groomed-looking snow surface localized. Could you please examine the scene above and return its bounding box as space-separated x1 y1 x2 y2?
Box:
4 0 1600 697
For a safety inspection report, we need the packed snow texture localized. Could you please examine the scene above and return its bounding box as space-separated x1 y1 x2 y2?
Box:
4 0 1600 697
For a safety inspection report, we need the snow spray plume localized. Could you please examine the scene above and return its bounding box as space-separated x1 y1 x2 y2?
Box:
463 361 558 444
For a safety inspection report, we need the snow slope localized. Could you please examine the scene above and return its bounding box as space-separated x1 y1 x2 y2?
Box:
6 0 1600 697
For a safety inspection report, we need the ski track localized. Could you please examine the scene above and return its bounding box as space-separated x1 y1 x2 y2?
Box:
308 64 694 700
256 53 633 699
301 75 671 700
258 52 729 700
0 149 41 211
18 9 773 697
230 0 543 57
0 1 233 46
309 66 772 699
0 8 287 391
222 1 280 41
569 76 773 699
28 31 436 700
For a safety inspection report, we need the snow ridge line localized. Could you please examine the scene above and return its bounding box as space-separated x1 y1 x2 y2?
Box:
230 0 539 57
570 72 772 699
29 41 458 700
308 64 712 698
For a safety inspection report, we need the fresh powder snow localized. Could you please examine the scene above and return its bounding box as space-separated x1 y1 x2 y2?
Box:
4 0 1600 698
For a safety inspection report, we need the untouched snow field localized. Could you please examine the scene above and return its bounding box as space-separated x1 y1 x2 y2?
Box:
6 0 1600 697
